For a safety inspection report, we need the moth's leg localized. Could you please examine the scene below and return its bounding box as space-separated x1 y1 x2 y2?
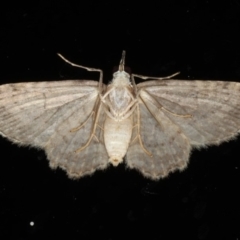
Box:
131 75 138 97
130 105 153 157
161 106 192 118
100 87 115 103
101 84 136 102
131 73 180 98
97 123 104 131
70 111 95 132
70 96 104 132
113 87 139 119
99 91 118 121
130 126 139 144
99 87 133 120
74 101 103 153
132 71 180 81
101 97 138 121
100 86 121 115
141 90 192 118
101 103 115 120
95 116 105 144
93 135 100 143
57 53 104 93
119 100 138 119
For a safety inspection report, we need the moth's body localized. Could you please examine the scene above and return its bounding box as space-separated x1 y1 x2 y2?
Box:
102 70 136 166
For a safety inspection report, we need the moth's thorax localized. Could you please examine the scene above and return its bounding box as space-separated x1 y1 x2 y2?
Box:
107 85 133 114
103 70 135 120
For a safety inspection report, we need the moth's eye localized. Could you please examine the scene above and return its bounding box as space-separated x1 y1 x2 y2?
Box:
124 66 131 75
112 66 132 75
112 66 118 73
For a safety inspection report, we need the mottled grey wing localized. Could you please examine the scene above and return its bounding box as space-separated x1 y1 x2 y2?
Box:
137 80 240 147
0 80 109 178
126 94 191 180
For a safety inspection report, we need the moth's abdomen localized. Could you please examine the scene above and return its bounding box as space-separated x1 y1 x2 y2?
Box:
104 116 133 166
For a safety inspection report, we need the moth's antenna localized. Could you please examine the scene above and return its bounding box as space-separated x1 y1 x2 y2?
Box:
119 50 126 72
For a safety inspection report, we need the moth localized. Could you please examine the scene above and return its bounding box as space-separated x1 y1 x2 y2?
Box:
0 51 240 180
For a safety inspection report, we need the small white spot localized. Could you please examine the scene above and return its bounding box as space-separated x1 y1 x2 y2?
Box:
30 221 34 226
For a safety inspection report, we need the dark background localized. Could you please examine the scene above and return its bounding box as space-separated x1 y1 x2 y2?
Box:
1 1 240 239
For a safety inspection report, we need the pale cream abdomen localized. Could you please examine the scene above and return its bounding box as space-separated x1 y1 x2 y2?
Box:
104 116 133 166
